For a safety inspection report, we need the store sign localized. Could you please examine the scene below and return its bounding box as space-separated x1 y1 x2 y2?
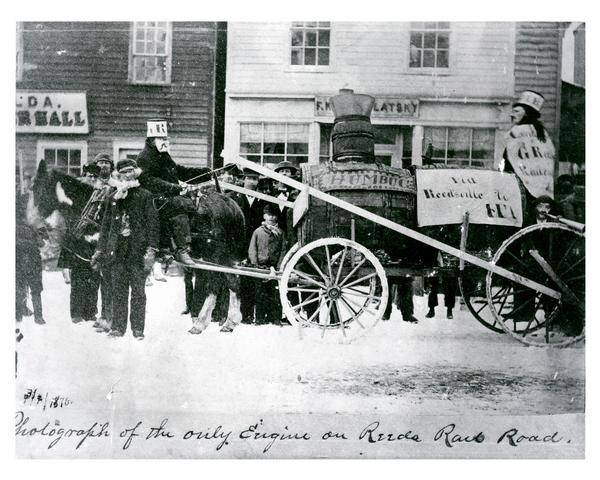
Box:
309 165 416 193
315 96 419 118
416 169 523 227
16 91 89 134
505 124 555 198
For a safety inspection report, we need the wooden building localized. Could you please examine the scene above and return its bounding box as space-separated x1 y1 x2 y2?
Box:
16 21 226 176
222 22 564 172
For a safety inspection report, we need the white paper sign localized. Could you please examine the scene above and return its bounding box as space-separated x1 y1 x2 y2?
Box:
416 169 523 227
505 124 555 198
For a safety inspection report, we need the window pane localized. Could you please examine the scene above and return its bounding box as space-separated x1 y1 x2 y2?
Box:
304 48 316 65
437 49 449 67
156 41 166 55
70 149 81 166
291 48 302 65
472 129 495 160
44 149 56 163
437 33 449 49
136 29 145 40
373 125 397 145
423 127 447 159
240 142 261 154
319 124 332 158
423 50 435 67
291 30 303 46
305 30 317 46
424 32 436 48
243 155 262 164
317 48 329 65
56 149 68 167
424 22 437 29
147 22 156 27
288 143 308 155
264 155 284 167
264 124 286 142
447 128 471 160
287 123 309 142
317 22 330 28
438 22 450 29
410 32 423 48
264 143 285 154
288 156 308 166
409 46 421 67
305 21 317 28
135 41 145 53
240 123 263 142
318 29 330 46
292 22 304 28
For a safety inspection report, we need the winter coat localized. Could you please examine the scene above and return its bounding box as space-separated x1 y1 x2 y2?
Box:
230 192 265 245
136 139 209 197
97 185 160 264
248 222 287 268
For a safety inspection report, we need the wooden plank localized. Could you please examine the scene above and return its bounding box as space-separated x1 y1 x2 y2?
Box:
219 182 294 208
232 157 561 299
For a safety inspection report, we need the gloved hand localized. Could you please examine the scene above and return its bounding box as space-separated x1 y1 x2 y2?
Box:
143 247 157 274
90 251 102 271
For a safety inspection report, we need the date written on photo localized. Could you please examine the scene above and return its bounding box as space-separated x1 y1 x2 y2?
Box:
23 388 72 411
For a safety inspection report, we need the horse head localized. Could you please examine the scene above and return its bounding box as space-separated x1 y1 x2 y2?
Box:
32 160 94 220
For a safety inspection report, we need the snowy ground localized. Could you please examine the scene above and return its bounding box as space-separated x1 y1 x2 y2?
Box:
16 271 585 417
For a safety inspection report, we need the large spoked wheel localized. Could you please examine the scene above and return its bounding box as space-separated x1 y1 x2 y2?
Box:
279 238 389 342
279 242 300 271
486 223 585 347
458 266 510 333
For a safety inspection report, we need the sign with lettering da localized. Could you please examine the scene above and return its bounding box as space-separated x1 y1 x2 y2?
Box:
416 169 523 227
505 124 555 198
315 96 419 119
16 91 89 134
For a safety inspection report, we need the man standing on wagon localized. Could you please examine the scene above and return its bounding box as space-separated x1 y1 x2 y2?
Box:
136 119 209 265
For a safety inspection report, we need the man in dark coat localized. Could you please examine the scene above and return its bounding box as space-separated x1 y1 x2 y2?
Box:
135 119 208 265
229 168 266 323
273 160 299 246
92 159 159 339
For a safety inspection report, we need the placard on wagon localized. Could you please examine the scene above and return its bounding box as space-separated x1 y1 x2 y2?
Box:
416 169 523 227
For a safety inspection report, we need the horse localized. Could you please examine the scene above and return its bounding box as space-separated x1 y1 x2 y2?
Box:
31 160 247 334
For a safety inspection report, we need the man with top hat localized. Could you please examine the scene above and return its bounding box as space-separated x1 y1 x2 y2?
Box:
136 119 208 265
91 158 159 339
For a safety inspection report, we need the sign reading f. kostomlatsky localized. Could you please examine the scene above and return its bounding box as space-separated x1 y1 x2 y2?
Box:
416 169 523 227
505 124 555 199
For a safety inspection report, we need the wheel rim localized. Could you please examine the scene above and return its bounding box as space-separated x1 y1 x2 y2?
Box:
279 238 389 342
486 223 585 347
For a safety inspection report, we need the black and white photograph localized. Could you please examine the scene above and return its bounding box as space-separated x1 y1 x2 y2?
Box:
8 2 593 467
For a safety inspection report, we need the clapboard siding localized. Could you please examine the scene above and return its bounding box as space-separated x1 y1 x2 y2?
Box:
17 21 218 167
513 22 563 143
227 22 514 99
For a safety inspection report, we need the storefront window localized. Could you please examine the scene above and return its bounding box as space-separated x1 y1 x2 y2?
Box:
422 127 495 168
129 22 172 84
409 22 450 69
240 122 309 169
38 141 87 176
291 22 330 66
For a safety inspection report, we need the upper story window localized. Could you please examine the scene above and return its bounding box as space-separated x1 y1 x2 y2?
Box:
290 22 330 66
37 141 87 176
129 22 172 85
422 127 495 168
409 22 450 69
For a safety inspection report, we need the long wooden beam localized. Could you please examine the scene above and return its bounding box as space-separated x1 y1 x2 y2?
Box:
230 157 561 300
219 182 294 208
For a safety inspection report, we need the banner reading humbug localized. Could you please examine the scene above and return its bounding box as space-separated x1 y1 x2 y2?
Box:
504 124 555 198
416 169 523 227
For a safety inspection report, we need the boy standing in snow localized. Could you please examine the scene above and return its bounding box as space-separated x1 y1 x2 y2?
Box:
248 204 287 325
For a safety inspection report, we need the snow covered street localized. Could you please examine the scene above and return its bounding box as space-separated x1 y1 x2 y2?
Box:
16 270 584 417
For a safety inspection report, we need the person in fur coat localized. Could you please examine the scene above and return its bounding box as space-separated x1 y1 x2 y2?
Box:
91 159 159 339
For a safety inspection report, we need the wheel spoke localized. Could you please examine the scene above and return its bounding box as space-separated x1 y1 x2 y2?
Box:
555 237 580 272
558 255 585 278
292 269 327 289
339 257 367 287
321 300 333 338
342 272 377 289
343 293 378 318
305 252 329 284
305 300 324 324
292 293 321 310
332 303 347 338
340 296 366 329
341 289 382 302
324 245 333 279
335 246 348 285
505 249 536 276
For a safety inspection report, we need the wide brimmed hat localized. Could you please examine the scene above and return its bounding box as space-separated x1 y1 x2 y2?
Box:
514 90 545 113
93 152 114 167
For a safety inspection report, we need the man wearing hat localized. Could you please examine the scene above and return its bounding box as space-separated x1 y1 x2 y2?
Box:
248 203 287 324
93 152 114 184
273 160 300 245
136 119 209 265
229 168 266 323
92 158 159 339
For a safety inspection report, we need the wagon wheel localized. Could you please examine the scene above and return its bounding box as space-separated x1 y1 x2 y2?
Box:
485 223 585 347
279 238 389 342
459 266 538 334
279 242 299 270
